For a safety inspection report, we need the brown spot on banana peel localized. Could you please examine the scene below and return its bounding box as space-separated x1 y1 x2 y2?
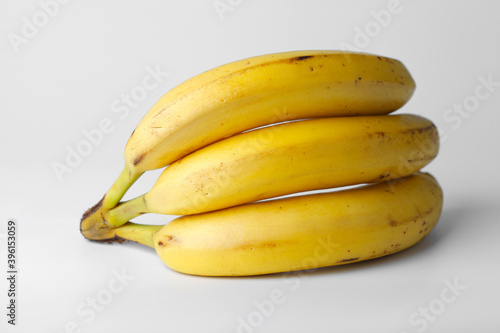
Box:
292 55 314 61
382 57 395 64
392 124 436 137
133 153 146 166
157 235 175 247
337 257 359 263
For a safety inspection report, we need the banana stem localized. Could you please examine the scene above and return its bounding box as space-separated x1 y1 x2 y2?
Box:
113 222 163 248
102 166 143 210
81 166 142 241
106 195 149 228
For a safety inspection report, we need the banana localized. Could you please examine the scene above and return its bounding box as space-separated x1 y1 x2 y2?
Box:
81 114 439 240
109 172 443 276
91 50 415 212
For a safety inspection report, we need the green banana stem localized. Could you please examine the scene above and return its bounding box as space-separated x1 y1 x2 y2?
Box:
113 222 163 248
102 166 143 210
106 195 149 228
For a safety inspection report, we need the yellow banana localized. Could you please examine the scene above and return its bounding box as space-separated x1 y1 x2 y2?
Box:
81 114 438 240
109 172 443 276
92 50 415 212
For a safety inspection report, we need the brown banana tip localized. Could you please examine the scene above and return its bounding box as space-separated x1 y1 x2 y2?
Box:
80 195 119 242
88 235 129 244
81 195 105 222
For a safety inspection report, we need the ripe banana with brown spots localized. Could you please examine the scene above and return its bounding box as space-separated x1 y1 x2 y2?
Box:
82 50 415 218
81 114 438 240
107 172 442 276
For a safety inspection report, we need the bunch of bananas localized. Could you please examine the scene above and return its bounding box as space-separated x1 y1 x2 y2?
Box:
80 50 442 276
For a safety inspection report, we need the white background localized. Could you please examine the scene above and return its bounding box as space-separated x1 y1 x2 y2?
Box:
1 0 499 332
